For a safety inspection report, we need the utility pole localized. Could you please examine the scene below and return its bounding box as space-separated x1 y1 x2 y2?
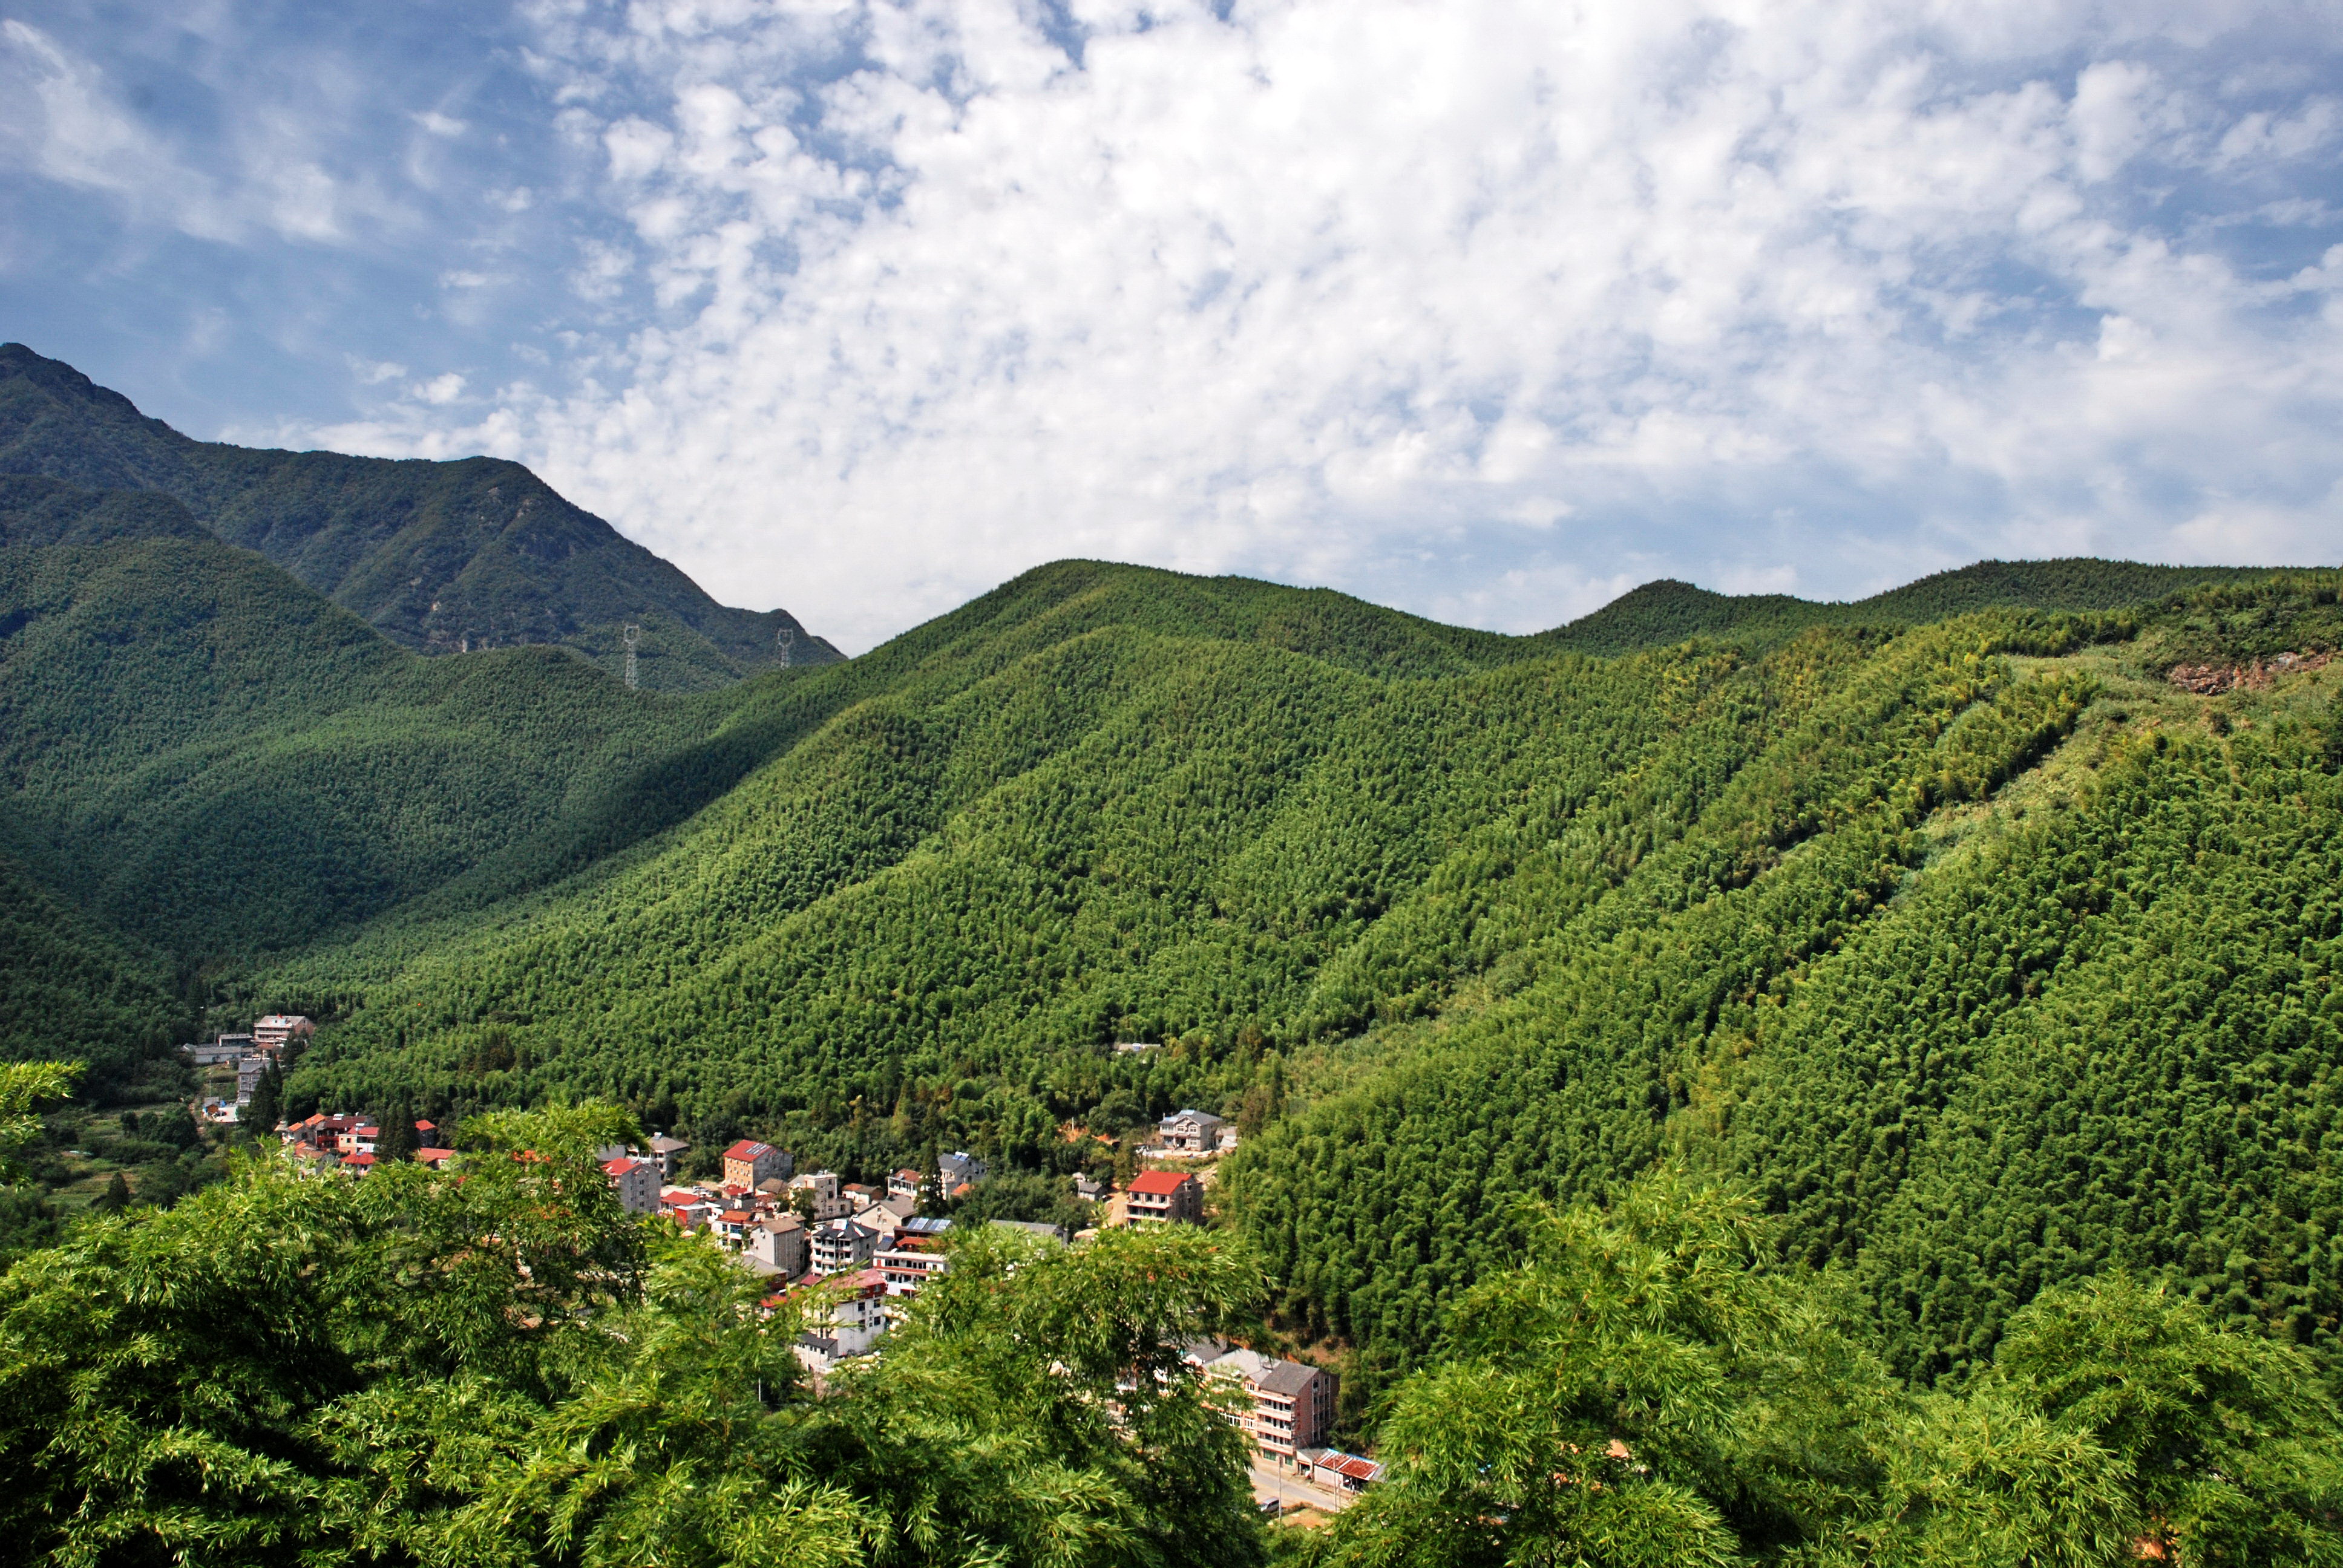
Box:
623 624 641 690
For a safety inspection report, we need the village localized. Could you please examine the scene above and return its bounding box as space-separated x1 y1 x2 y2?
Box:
186 1024 1378 1519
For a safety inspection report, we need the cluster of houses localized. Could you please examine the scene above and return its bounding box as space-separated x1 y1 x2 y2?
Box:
183 1015 314 1121
277 1111 451 1174
261 1099 1373 1490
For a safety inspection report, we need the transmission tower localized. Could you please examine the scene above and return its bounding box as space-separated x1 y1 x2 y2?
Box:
623 624 641 690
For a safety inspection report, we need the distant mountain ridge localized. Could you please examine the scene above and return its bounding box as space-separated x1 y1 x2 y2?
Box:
0 344 839 689
1543 558 2288 656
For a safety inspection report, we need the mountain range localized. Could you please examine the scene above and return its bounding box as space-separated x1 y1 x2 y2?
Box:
1 346 2339 1450
0 344 839 689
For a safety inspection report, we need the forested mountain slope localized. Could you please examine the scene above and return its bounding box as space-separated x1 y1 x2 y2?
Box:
7 512 2338 1443
0 344 838 688
1233 580 2343 1414
262 565 2343 1422
0 480 850 959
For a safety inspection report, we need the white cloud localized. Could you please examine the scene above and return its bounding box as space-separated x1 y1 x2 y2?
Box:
414 372 467 404
0 18 378 246
293 0 2343 650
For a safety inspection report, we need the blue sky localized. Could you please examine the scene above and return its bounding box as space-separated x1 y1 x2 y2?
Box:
4 0 2341 652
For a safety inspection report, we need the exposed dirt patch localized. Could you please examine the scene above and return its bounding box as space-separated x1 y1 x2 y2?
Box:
2166 650 2333 694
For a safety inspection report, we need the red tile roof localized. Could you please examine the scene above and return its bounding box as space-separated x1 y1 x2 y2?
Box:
1129 1170 1194 1195
724 1139 774 1161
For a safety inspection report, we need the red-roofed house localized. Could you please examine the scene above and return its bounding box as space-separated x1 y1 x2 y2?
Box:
602 1156 658 1214
416 1147 457 1169
342 1152 378 1177
1126 1169 1202 1224
723 1139 791 1190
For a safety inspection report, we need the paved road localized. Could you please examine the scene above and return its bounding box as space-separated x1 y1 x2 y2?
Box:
1248 1461 1356 1516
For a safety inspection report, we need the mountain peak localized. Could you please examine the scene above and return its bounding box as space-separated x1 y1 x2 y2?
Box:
0 345 840 689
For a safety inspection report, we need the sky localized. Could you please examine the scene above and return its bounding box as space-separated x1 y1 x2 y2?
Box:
3 1 2341 653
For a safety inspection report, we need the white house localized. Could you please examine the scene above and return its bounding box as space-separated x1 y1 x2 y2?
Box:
1158 1108 1226 1152
809 1217 880 1274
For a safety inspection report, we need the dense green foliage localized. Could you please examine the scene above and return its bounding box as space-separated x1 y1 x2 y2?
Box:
0 1105 1267 1567
1233 580 2343 1416
0 846 189 1086
1300 1172 2343 1566
0 344 837 688
0 495 862 962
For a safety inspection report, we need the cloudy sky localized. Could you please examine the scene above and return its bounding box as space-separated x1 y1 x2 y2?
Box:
4 1 2340 651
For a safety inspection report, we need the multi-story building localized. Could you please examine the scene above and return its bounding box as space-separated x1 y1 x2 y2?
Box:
722 1140 791 1190
888 1168 923 1203
790 1169 852 1221
1204 1349 1337 1467
645 1134 689 1181
790 1270 893 1372
661 1190 715 1232
747 1213 808 1276
601 1155 660 1214
1158 1108 1226 1152
809 1217 880 1275
936 1150 986 1198
1126 1169 1203 1224
876 1240 949 1296
251 1015 315 1053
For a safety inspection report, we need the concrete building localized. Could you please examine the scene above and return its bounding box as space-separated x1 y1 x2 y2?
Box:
645 1134 689 1181
1158 1108 1226 1153
876 1241 949 1296
183 1038 247 1068
888 1168 923 1203
1205 1349 1338 1466
791 1270 893 1373
252 1015 315 1053
936 1150 986 1198
746 1213 808 1276
1126 1169 1204 1224
809 1217 880 1275
602 1155 660 1214
722 1140 791 1190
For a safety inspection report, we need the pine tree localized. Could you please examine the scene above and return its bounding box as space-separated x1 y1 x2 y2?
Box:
375 1105 418 1165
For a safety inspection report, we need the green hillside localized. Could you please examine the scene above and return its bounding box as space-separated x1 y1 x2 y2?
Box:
0 345 839 688
5 512 2341 1472
220 554 2343 1417
0 483 833 964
